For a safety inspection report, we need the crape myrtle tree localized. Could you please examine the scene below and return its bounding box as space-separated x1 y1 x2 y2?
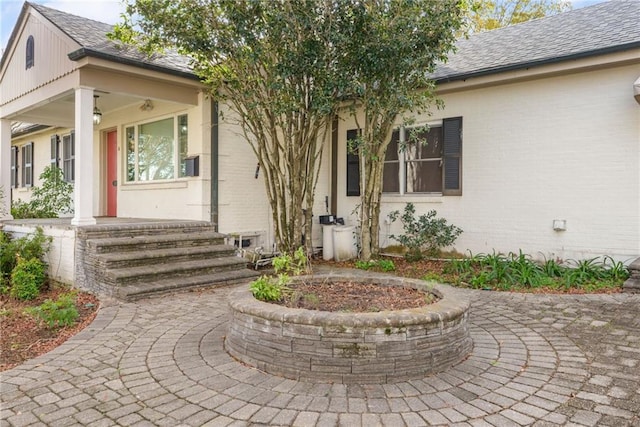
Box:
336 1 465 260
113 0 341 255
112 0 465 259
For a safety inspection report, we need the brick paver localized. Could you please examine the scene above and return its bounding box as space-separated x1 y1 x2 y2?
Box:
1 269 639 426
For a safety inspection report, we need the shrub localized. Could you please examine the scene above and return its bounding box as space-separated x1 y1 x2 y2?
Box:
0 227 51 281
272 247 308 275
0 185 7 218
388 203 462 261
250 275 287 301
10 257 47 300
11 166 73 219
251 248 308 301
25 293 79 328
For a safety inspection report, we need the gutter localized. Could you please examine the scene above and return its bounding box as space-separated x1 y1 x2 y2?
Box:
68 48 200 81
434 41 640 84
11 124 51 138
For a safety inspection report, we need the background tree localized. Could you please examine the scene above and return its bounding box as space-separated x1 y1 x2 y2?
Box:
113 0 341 255
468 0 571 32
336 1 465 260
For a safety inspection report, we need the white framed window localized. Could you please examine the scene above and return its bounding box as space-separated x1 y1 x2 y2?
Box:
125 114 189 182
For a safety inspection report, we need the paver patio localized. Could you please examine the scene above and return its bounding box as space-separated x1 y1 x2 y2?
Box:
1 269 639 426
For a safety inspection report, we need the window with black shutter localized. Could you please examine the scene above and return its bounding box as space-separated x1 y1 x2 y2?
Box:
381 116 462 196
11 146 18 188
346 129 360 196
26 36 34 69
22 142 33 188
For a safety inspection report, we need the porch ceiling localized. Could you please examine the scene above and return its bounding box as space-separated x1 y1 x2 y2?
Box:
7 91 149 129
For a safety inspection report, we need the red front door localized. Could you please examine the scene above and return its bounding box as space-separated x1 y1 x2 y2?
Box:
106 130 117 217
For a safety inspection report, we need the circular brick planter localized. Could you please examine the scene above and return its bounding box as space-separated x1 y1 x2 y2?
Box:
225 274 472 384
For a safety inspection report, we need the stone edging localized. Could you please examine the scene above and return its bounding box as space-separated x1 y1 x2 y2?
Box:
225 274 472 384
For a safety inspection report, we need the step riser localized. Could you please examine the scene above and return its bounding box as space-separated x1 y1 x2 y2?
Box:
91 238 227 254
76 221 255 300
102 250 237 269
109 262 248 286
78 225 217 240
120 274 259 301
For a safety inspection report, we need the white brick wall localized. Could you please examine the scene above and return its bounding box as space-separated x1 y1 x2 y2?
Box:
217 105 331 251
337 63 640 262
3 224 76 285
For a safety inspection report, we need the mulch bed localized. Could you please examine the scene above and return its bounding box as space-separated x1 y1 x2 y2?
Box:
276 281 437 312
0 286 99 372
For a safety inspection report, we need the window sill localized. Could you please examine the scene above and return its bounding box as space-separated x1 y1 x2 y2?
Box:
120 180 189 191
381 193 443 204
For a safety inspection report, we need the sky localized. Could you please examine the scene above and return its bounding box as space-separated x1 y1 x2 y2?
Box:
0 0 609 55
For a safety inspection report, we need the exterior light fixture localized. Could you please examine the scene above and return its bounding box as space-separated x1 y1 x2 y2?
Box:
139 99 154 112
93 95 102 125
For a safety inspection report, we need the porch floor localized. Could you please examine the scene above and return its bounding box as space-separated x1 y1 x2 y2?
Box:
2 217 210 230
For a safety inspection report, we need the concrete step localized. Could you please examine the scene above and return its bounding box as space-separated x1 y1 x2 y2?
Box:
98 245 237 268
107 256 249 286
77 221 216 240
86 231 227 254
117 269 261 301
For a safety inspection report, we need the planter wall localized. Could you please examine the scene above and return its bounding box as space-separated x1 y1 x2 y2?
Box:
226 274 472 384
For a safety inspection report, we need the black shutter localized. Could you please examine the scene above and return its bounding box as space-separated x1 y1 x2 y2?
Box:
11 146 18 188
50 134 59 168
443 117 462 196
22 142 33 188
346 129 360 196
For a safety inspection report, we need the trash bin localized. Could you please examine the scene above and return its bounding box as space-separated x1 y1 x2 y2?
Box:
322 224 336 260
333 225 356 262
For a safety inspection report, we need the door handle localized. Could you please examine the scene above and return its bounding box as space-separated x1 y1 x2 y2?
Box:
112 180 117 187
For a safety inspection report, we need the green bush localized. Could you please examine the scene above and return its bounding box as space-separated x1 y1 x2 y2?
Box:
25 293 79 328
11 166 73 219
250 275 287 301
388 203 462 261
0 185 7 218
1 227 51 281
10 257 47 300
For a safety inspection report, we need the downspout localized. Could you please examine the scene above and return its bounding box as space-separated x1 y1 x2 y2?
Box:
211 100 219 231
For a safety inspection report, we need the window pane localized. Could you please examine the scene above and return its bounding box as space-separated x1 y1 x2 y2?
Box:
385 131 399 161
138 118 175 181
383 162 399 193
178 115 188 177
406 127 442 160
126 127 135 182
406 160 442 193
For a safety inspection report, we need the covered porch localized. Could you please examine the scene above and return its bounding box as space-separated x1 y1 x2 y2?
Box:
0 1 209 224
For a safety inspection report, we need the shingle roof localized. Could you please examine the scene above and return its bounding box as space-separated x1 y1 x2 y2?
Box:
7 0 640 85
432 0 640 82
28 2 196 80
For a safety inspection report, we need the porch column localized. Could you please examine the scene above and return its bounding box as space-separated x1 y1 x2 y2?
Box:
71 87 97 226
0 119 12 220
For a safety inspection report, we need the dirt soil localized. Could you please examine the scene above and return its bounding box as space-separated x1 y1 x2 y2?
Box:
0 286 99 372
277 281 437 312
